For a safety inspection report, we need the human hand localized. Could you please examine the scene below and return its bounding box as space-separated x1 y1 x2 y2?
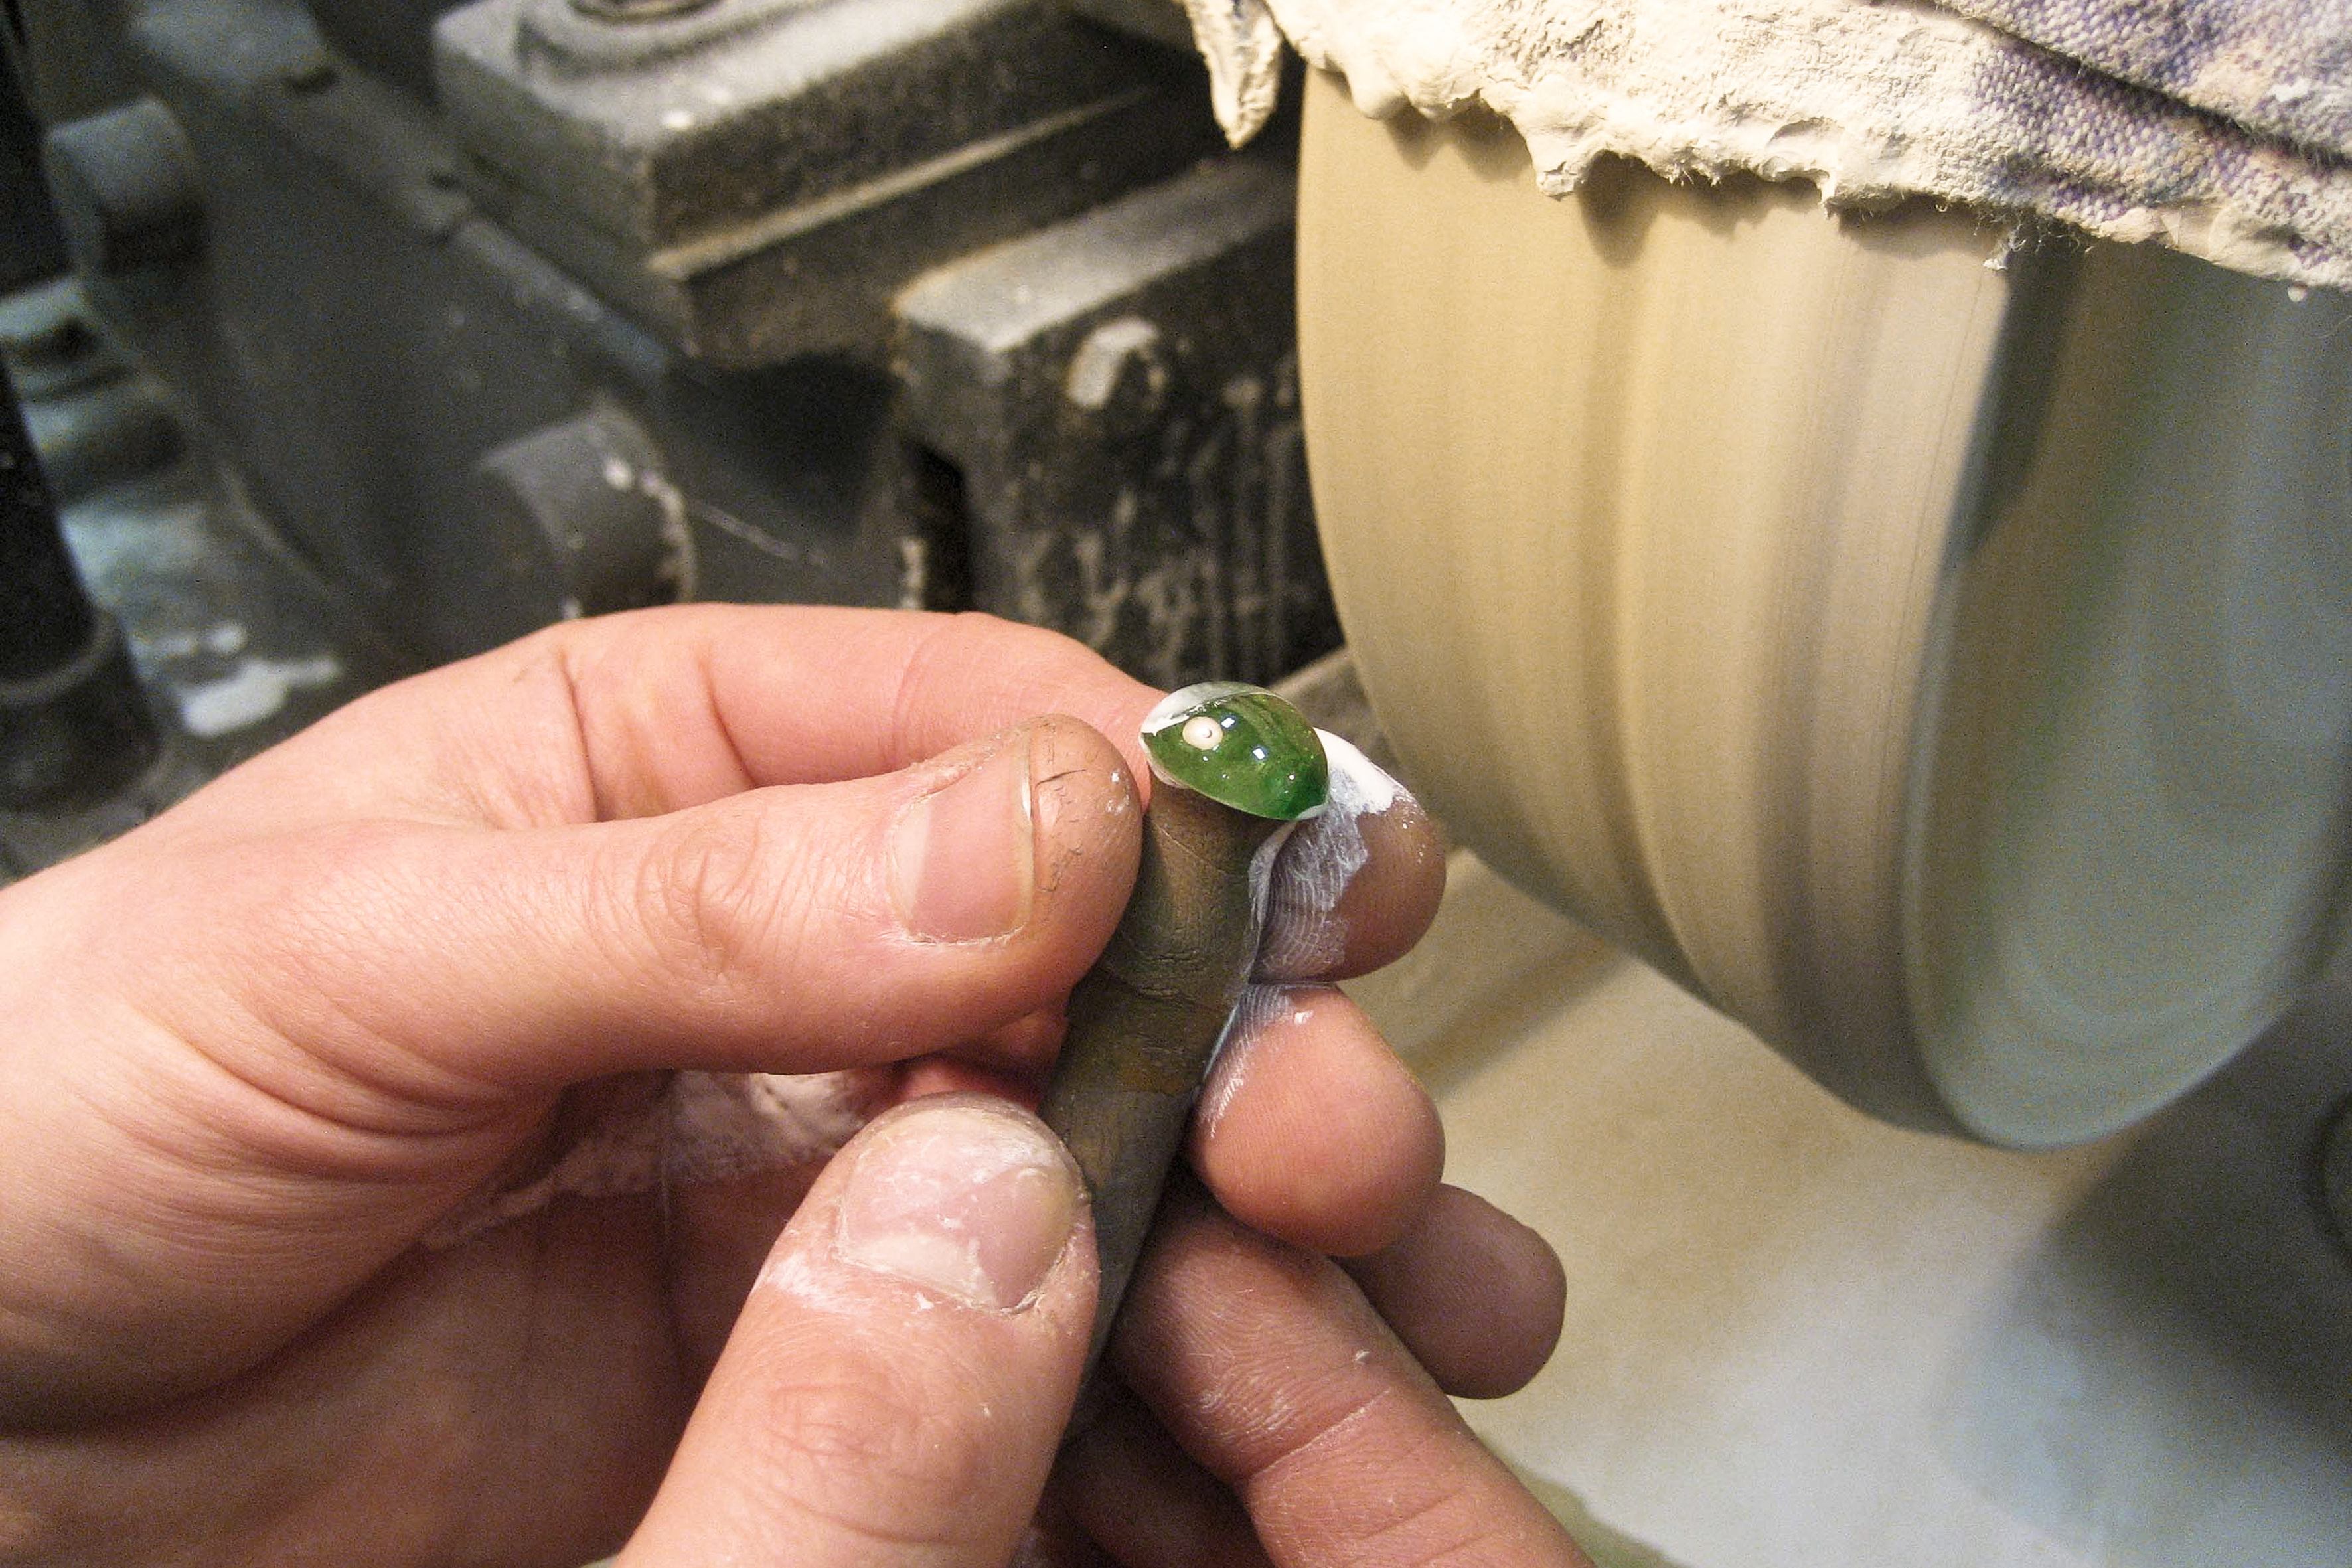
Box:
0 606 1581 1567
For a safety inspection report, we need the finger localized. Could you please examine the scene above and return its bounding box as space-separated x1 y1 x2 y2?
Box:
1188 986 1443 1258
182 607 1166 835
1115 1188 1594 1568
622 1094 1097 1568
590 612 1447 983
1257 740 1448 983
144 714 1140 1110
1054 1393 1274 1568
1342 1185 1567 1399
167 608 1455 986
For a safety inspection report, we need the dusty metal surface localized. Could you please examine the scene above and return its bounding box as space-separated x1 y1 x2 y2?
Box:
48 0 902 665
4 0 1331 861
12 0 1324 692
890 157 1335 688
435 0 1222 367
0 277 405 879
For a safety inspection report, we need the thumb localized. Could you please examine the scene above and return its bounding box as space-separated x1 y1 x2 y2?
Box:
139 714 1141 1101
622 1093 1098 1568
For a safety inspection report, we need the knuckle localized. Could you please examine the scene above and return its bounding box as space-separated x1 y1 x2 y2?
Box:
747 1364 992 1551
630 803 797 1002
234 821 441 992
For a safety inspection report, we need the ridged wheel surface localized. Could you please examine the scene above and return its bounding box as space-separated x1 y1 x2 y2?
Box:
1296 68 2352 1144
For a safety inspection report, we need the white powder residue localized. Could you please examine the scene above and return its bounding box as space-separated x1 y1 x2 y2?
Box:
1181 0 1287 144
1322 731 1403 814
1200 0 2352 294
1255 730 1409 979
426 1069 878 1245
759 1242 898 1317
1196 982 1329 1138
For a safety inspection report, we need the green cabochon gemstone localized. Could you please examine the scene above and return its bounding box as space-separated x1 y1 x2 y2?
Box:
1142 682 1330 821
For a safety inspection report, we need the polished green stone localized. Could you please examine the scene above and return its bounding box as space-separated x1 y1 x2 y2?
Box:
1143 682 1328 821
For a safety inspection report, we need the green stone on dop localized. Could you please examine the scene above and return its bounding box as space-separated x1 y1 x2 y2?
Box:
1142 682 1329 821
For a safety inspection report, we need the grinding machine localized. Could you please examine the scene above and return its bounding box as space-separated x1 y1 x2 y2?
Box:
2 1 2348 1562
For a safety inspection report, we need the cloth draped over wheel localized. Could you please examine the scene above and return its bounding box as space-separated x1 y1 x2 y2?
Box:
1179 0 2352 292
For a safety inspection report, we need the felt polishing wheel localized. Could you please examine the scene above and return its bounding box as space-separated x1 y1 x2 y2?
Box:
1296 67 2352 1145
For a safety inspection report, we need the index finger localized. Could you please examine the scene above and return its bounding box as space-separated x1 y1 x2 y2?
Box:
171 607 1160 836
173 605 1443 978
655 606 1166 803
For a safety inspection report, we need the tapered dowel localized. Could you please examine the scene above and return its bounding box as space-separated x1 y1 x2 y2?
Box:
1040 682 1328 1386
1040 783 1285 1375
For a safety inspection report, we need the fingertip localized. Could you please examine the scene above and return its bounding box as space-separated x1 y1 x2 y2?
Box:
1188 986 1443 1258
889 714 1140 949
1259 791 1447 983
626 1093 1099 1567
1025 713 1146 920
1334 791 1449 976
962 1006 1070 1076
826 1095 1088 1314
896 1054 1044 1111
1345 1184 1567 1400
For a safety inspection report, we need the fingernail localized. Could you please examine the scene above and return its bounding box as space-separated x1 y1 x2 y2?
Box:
890 731 1036 942
834 1100 1080 1312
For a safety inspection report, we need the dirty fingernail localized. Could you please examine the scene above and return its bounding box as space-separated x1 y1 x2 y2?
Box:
890 731 1036 942
835 1100 1081 1312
